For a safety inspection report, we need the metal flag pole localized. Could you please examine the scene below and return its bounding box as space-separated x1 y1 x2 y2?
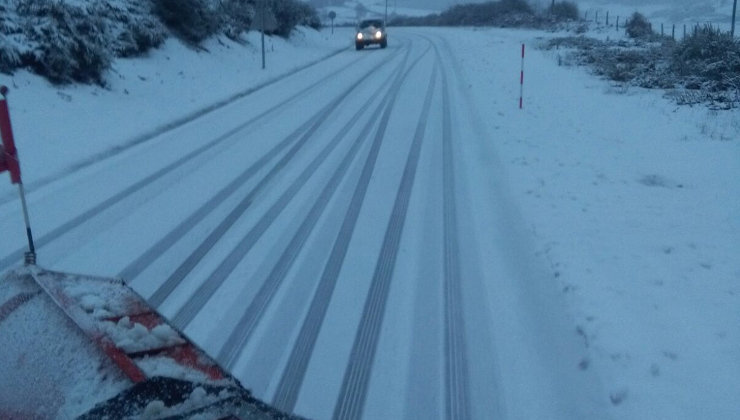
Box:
0 85 36 265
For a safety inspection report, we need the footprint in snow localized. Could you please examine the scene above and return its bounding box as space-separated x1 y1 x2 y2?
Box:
638 174 684 189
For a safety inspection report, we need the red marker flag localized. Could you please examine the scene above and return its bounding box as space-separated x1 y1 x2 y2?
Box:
0 85 22 184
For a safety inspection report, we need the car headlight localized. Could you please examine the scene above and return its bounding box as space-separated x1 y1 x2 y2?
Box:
375 31 383 39
356 33 363 40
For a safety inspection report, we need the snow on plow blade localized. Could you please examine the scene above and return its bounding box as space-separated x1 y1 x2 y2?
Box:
0 267 298 419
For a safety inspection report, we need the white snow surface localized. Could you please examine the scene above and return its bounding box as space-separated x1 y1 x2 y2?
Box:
0 270 131 418
0 23 739 419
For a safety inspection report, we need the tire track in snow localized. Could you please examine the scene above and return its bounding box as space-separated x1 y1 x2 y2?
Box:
269 43 430 413
0 46 353 207
128 50 408 310
0 54 377 274
118 51 392 285
438 44 472 420
214 75 390 369
217 43 433 372
171 54 404 330
331 53 438 420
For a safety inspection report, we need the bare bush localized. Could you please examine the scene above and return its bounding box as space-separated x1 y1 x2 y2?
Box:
625 12 652 39
673 25 740 88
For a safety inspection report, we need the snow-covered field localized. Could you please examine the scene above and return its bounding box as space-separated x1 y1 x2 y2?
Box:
1 19 739 420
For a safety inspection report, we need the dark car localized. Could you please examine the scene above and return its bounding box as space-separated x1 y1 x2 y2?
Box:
355 19 387 50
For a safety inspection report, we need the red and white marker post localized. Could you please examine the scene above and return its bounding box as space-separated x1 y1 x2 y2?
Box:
519 43 525 109
0 85 36 265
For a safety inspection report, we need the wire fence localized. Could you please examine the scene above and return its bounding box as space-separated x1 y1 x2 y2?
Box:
582 9 735 40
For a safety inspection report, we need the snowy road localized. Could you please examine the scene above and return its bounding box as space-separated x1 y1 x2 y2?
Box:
0 31 606 418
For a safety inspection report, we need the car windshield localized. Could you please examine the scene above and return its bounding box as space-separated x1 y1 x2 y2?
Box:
359 20 383 29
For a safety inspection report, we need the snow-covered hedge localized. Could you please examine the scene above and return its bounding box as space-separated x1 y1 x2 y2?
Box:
152 0 219 44
390 0 578 28
673 25 740 91
220 0 255 41
0 0 166 84
549 1 579 21
271 0 320 37
15 0 111 84
547 29 740 109
624 12 653 39
0 0 319 85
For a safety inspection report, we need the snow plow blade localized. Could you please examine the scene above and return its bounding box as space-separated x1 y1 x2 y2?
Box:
0 267 299 419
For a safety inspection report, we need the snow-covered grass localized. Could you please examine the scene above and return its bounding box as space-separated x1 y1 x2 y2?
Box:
1 16 739 420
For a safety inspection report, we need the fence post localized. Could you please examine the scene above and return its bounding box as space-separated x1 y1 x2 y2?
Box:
606 11 609 26
519 44 524 109
595 11 599 24
616 16 619 31
661 23 664 36
672 24 675 39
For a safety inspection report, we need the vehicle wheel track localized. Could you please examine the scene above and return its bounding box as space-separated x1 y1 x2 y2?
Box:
216 42 435 371
136 47 410 309
436 41 472 420
170 53 406 330
0 46 363 207
118 46 407 284
268 42 433 413
0 49 394 274
331 47 439 420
